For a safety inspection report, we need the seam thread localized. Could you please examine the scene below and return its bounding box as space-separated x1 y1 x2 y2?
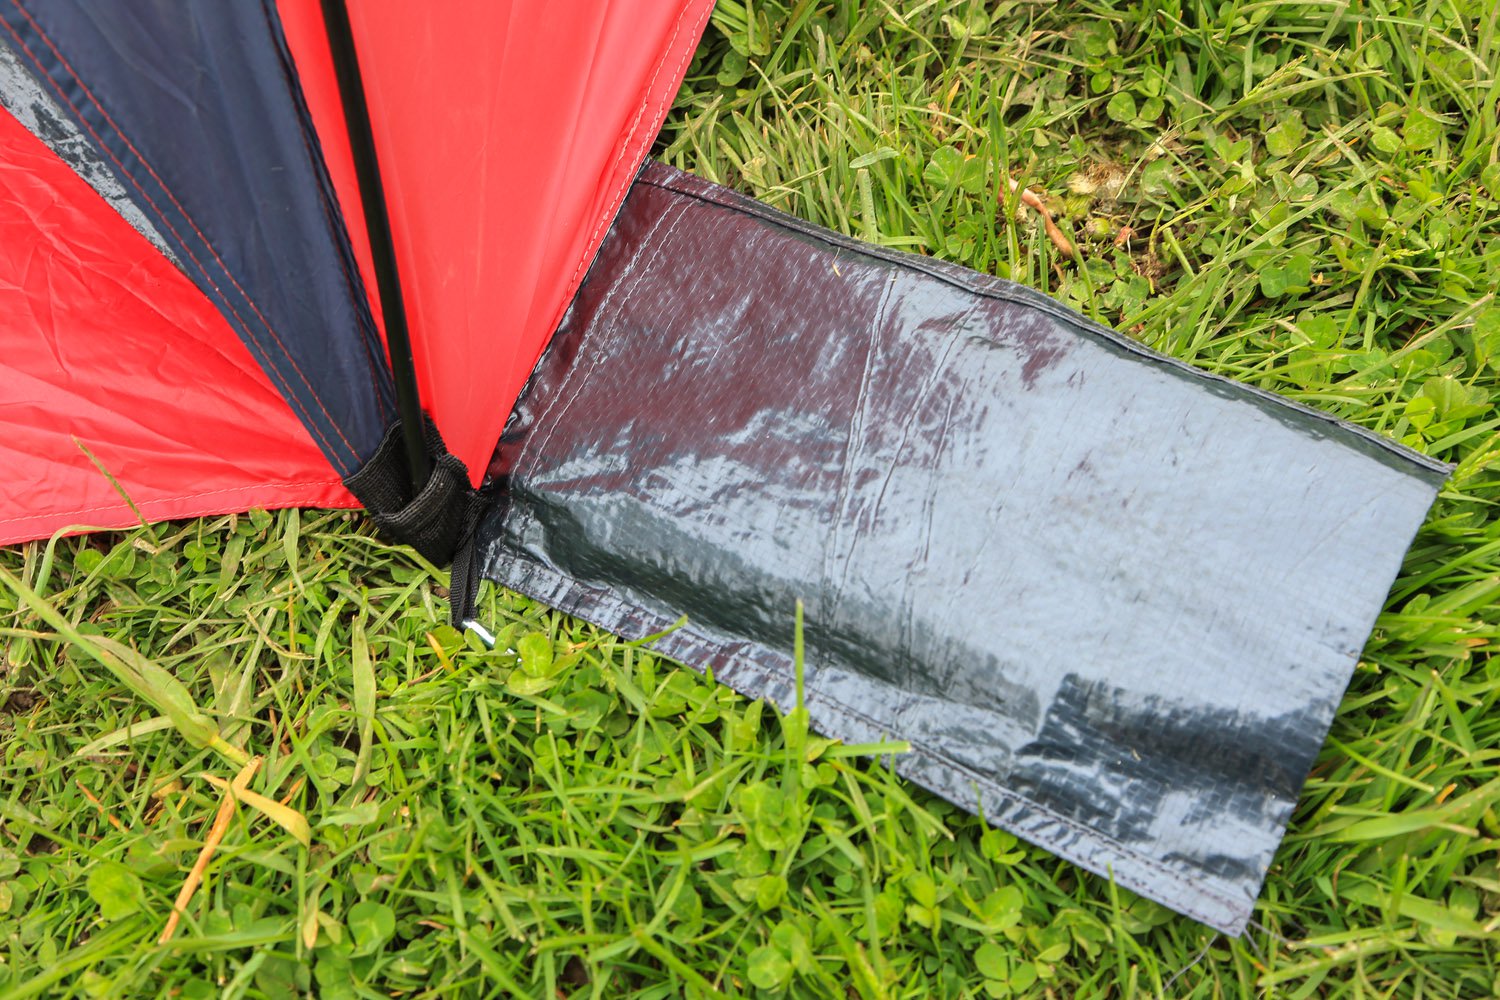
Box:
562 1 702 291
7 1 361 467
539 0 713 362
258 0 394 425
0 9 341 466
507 1 711 478
638 166 1447 477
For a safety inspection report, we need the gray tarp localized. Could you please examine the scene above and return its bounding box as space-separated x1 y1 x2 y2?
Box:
478 161 1447 933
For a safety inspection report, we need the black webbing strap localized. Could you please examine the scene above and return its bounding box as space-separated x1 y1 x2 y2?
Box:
319 0 430 494
344 417 490 625
447 526 483 630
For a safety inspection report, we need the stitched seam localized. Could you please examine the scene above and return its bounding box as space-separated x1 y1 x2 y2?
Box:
810 693 1242 911
258 0 393 424
0 13 346 469
513 1 711 459
12 1 359 462
9 1 361 465
294 131 393 425
518 199 687 475
639 168 1448 477
562 0 711 295
523 562 1244 926
0 8 349 469
506 0 708 475
0 481 349 527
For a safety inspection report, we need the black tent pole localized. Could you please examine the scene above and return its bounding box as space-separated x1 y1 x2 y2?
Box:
319 0 430 493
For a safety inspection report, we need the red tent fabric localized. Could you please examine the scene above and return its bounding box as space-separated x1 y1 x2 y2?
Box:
0 107 354 546
280 0 716 482
0 1 712 543
0 2 1452 934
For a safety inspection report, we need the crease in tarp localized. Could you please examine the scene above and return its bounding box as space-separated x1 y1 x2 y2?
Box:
478 160 1447 934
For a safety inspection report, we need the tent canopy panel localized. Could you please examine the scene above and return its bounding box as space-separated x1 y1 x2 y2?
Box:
0 0 395 478
0 39 172 260
2 0 716 492
279 0 716 483
0 105 353 546
479 162 1447 934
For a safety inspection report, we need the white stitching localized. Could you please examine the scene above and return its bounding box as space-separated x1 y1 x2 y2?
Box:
563 0 713 294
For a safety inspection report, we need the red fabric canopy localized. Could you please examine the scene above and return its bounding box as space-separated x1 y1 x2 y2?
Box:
0 1 712 544
280 0 715 483
0 108 353 546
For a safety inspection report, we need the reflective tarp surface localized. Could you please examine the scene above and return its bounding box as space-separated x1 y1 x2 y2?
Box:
478 161 1447 933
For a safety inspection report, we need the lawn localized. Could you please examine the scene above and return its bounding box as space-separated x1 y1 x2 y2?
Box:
3 1 1499 997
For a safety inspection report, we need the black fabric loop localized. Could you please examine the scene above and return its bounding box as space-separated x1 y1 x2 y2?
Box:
344 415 489 572
447 527 482 628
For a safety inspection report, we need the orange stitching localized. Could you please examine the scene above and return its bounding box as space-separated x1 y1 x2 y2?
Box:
13 0 359 460
0 7 349 468
9 0 361 465
259 0 393 424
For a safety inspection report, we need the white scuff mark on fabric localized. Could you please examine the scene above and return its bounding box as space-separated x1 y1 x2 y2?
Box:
0 40 178 265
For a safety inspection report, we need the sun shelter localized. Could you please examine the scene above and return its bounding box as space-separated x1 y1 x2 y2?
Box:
0 1 1446 934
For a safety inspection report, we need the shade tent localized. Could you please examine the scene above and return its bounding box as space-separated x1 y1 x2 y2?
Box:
2 0 712 537
0 2 1446 935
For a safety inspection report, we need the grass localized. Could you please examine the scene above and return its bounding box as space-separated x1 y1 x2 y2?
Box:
3 1 1500 996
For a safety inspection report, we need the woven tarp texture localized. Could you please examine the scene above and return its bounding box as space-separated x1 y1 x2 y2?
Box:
478 161 1447 933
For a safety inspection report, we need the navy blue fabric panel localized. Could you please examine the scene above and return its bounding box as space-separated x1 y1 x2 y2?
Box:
0 0 392 475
